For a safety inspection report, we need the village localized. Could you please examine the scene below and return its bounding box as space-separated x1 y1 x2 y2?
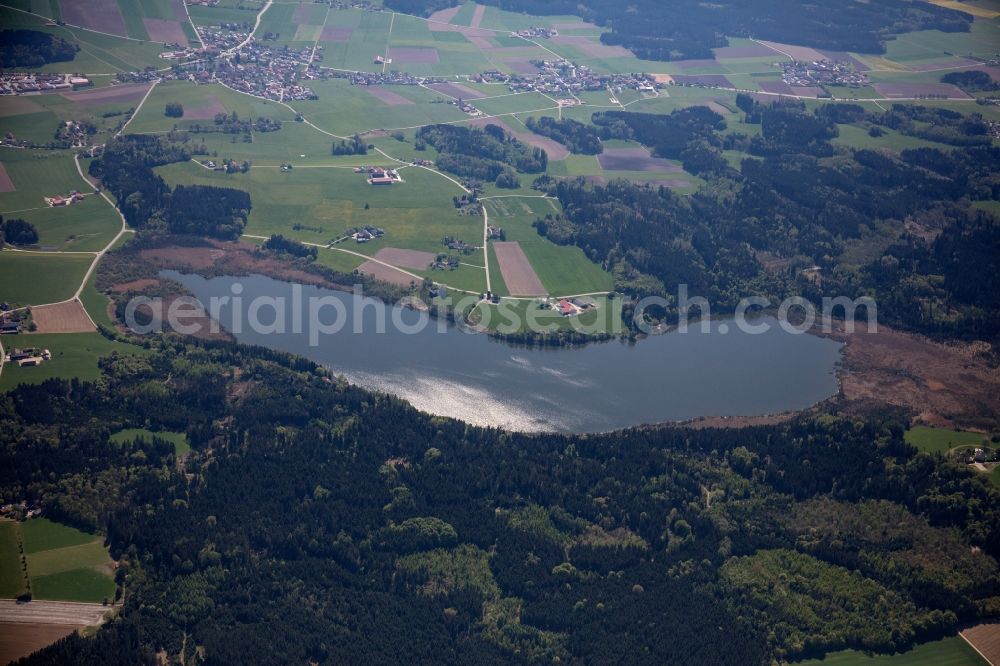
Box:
475 61 657 96
779 59 869 88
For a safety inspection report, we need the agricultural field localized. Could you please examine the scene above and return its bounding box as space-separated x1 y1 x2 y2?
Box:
0 332 149 392
124 81 297 135
797 635 987 665
291 79 468 136
483 196 612 297
5 0 993 343
110 428 190 456
904 426 988 454
0 5 169 73
157 159 472 243
19 518 115 603
0 149 121 252
0 150 92 212
0 252 93 306
0 83 144 147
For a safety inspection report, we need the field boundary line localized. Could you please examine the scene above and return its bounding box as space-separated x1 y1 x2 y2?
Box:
182 0 206 49
116 80 159 138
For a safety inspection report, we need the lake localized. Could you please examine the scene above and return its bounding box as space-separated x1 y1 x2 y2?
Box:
163 271 843 433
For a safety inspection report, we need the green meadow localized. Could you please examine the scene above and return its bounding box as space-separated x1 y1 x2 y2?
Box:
0 6 167 72
0 150 92 212
292 80 468 136
0 252 93 306
110 428 191 456
483 196 613 297
797 635 986 666
125 81 297 135
19 519 115 603
0 333 150 392
904 426 986 454
0 521 27 598
155 161 477 256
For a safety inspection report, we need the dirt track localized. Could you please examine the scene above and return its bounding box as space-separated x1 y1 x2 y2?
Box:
0 600 108 626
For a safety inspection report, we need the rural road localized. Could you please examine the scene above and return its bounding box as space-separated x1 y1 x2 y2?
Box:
226 0 273 55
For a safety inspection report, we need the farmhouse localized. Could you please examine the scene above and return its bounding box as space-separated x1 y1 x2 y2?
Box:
367 168 402 185
7 347 49 362
0 321 21 335
557 299 576 316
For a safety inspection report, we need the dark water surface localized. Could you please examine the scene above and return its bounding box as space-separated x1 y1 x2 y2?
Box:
164 271 843 432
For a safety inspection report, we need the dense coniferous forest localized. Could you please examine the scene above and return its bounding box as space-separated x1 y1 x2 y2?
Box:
2 338 999 664
0 30 78 68
416 124 547 181
531 100 1000 340
89 136 251 239
383 0 971 61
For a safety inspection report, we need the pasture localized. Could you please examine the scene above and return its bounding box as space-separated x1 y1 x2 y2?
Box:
904 426 986 454
0 5 168 73
292 79 467 136
0 332 149 392
797 636 986 665
20 519 115 602
0 522 27 598
0 84 144 147
0 252 93 306
4 196 121 253
483 197 612 297
0 150 92 212
155 161 477 256
110 428 191 456
125 81 297 134
19 518 115 603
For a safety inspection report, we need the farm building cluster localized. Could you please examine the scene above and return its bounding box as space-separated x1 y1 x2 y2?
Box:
44 190 85 207
512 27 558 40
349 225 385 243
549 297 598 317
0 73 91 95
354 166 403 185
443 236 475 253
4 346 51 367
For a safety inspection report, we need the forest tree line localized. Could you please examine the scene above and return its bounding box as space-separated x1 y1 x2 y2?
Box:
89 135 251 239
531 99 1000 341
1 337 998 664
383 0 971 61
